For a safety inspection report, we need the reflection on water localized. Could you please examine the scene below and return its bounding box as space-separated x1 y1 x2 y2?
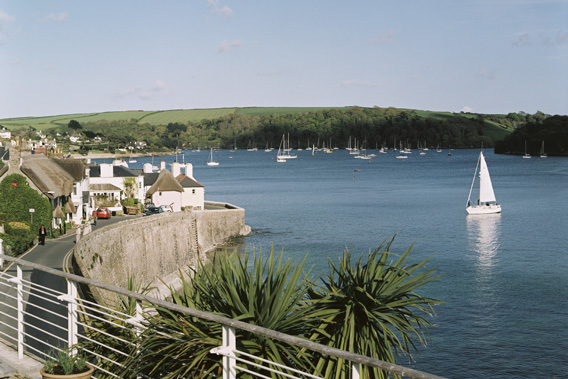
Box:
466 214 502 269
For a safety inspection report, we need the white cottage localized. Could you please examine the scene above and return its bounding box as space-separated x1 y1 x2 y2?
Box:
145 169 183 212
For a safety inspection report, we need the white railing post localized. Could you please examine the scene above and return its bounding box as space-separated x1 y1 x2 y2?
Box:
0 239 4 268
7 264 25 359
222 325 237 379
352 362 361 379
67 279 78 350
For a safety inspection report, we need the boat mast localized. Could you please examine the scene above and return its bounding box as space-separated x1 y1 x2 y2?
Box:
466 152 482 208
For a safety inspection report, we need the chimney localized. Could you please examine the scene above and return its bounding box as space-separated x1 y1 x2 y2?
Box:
143 162 153 173
185 163 194 179
171 162 181 177
100 163 114 178
160 159 166 171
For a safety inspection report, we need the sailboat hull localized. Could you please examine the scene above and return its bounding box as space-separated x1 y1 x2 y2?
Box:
466 204 501 215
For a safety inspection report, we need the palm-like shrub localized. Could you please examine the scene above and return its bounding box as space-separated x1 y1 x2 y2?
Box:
122 249 321 378
309 238 442 378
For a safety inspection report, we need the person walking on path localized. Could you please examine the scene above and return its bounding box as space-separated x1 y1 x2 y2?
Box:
38 225 47 245
75 225 82 243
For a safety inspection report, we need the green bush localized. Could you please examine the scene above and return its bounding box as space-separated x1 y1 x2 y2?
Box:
0 174 52 233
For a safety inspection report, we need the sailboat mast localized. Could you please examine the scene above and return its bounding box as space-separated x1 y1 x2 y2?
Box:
467 152 482 207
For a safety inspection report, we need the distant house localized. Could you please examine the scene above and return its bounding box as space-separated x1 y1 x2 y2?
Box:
146 169 183 212
0 129 11 140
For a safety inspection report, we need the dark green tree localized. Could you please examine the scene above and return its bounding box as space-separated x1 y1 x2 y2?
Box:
68 120 83 133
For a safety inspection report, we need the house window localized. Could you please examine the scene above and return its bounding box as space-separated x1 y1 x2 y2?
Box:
192 189 195 194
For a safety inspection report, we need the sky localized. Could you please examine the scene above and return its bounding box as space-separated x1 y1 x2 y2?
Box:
1 0 567 119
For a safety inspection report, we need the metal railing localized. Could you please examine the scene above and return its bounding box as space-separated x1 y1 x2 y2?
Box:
0 253 444 378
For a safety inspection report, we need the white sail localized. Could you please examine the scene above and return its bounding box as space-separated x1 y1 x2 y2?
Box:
478 152 496 203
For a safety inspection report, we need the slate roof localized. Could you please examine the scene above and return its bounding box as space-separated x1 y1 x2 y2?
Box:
146 170 183 195
176 174 204 188
143 172 160 187
89 165 139 178
20 154 74 199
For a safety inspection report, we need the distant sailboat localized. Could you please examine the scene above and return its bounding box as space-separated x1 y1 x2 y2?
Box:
276 134 297 160
523 141 531 159
207 148 219 166
540 140 547 158
466 151 501 215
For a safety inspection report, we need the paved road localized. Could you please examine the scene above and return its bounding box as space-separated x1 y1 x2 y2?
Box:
0 215 137 375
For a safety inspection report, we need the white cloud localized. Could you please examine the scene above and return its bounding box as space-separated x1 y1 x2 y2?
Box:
556 30 567 45
513 30 567 47
218 39 243 53
477 67 496 80
370 30 396 45
45 12 69 22
513 32 531 46
207 0 233 18
461 106 474 113
0 9 15 44
114 80 168 101
0 9 14 23
341 80 380 88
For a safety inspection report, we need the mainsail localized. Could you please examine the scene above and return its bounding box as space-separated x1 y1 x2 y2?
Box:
478 152 496 203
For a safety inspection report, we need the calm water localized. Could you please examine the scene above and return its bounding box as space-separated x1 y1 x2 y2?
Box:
99 149 568 378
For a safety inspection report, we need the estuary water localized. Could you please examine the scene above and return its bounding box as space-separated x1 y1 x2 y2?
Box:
98 149 568 378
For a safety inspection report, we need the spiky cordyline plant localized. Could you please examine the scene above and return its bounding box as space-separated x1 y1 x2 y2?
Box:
308 237 442 379
122 248 323 378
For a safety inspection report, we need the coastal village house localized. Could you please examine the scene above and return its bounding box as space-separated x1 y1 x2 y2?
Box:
142 161 204 211
145 169 183 212
172 162 204 210
88 161 144 212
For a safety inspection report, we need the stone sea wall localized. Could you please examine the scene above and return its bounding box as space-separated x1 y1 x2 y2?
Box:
74 202 250 302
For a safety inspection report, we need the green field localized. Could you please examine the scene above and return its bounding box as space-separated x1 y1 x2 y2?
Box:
236 106 350 116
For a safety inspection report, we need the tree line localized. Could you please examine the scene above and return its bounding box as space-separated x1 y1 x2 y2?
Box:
494 115 568 156
67 107 530 152
52 107 561 153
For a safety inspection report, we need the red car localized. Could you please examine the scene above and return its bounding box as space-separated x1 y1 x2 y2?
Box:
92 207 111 219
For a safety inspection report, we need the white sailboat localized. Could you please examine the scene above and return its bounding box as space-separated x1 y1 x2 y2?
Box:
276 134 297 160
522 141 531 159
207 148 219 166
466 151 501 215
540 140 547 158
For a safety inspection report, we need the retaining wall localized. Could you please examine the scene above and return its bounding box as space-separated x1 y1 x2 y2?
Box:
74 202 250 303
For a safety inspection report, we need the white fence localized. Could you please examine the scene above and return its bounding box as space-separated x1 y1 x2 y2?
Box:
0 254 444 378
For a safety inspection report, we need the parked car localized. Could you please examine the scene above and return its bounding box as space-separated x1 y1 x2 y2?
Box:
143 206 164 216
92 207 111 219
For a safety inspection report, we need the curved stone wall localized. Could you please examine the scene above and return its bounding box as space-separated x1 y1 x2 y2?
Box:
74 202 250 302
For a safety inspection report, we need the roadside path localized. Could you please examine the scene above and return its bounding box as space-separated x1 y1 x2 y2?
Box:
0 215 136 378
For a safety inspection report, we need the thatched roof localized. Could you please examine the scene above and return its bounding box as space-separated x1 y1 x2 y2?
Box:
90 183 121 192
65 197 76 214
146 169 183 196
53 205 64 218
52 158 86 181
20 154 74 199
176 174 204 188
